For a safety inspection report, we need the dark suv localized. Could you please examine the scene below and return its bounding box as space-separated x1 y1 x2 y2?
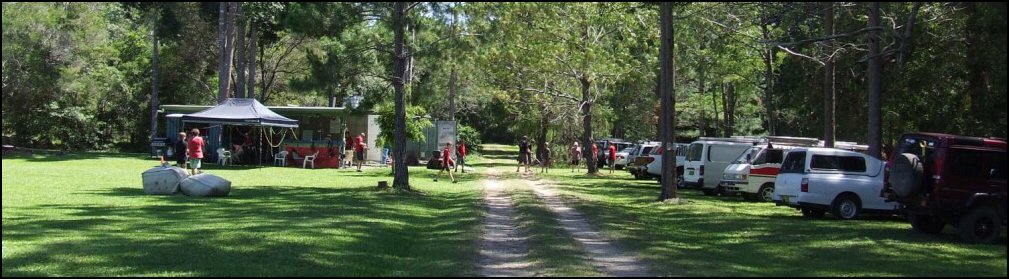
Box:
882 133 1006 244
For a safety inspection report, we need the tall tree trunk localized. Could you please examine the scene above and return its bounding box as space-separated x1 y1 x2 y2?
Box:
392 2 411 190
725 83 735 137
581 78 597 174
867 2 883 159
698 55 707 137
217 2 227 103
248 26 257 100
234 3 246 99
658 2 678 201
218 2 236 103
149 13 160 153
760 10 776 136
258 39 267 101
448 5 457 121
711 83 721 136
449 67 457 120
537 102 548 162
965 2 985 135
823 2 836 148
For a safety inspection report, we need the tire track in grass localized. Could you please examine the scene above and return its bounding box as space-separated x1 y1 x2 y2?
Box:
524 178 653 277
477 168 533 277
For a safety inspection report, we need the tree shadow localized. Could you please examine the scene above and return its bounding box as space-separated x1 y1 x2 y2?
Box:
4 152 148 163
2 184 483 276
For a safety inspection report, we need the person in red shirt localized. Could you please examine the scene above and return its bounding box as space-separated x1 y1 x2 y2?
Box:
187 128 205 175
435 142 457 183
354 132 367 172
455 140 467 173
608 141 618 174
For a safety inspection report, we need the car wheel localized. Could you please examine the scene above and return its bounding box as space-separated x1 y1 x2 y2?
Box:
957 206 1001 244
908 212 946 235
702 189 717 196
714 186 726 196
801 208 826 218
758 184 775 202
831 194 862 220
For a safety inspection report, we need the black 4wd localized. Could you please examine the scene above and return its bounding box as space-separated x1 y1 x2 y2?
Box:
882 133 1006 244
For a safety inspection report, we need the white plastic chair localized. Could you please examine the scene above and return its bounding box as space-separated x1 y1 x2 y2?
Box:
303 150 320 169
274 151 289 166
217 148 232 166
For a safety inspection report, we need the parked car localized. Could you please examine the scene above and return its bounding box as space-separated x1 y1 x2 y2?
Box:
613 146 636 170
882 132 1006 244
643 143 688 182
721 136 821 202
773 147 898 220
626 143 660 179
683 138 755 195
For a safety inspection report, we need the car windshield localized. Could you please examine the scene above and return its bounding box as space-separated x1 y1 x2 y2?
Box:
733 146 763 164
621 146 635 153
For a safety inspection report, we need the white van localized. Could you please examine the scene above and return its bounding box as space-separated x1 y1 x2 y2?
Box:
683 139 754 195
772 147 898 220
721 137 821 201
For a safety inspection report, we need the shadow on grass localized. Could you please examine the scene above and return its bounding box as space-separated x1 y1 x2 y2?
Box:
4 152 148 163
2 184 483 276
541 176 1008 276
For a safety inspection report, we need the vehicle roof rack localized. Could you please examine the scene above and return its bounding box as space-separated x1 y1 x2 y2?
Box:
698 137 762 144
833 141 869 151
765 136 821 147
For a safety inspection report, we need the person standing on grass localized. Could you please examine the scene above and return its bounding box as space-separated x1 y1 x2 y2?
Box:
517 136 532 173
455 139 467 173
187 128 205 175
541 142 552 173
355 132 367 172
343 130 353 169
608 141 618 174
570 141 581 172
435 142 457 183
174 132 188 170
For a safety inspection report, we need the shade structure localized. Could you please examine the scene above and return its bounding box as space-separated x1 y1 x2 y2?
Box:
181 98 298 128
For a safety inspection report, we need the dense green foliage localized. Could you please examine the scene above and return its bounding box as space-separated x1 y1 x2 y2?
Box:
375 103 432 148
3 2 1005 152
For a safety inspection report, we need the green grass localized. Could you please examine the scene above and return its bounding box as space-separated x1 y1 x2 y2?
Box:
2 152 484 276
531 161 1008 276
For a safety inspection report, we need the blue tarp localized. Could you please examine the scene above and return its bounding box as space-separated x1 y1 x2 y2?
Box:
181 98 299 128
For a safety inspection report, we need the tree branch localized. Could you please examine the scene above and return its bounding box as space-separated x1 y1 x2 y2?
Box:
768 26 885 47
777 45 825 66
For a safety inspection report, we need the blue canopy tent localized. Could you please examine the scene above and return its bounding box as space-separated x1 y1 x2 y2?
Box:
181 98 299 165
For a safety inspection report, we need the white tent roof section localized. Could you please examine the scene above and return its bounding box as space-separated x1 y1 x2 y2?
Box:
181 98 299 128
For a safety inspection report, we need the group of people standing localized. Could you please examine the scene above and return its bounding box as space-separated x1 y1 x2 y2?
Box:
340 131 368 172
173 128 205 176
516 137 620 174
516 136 555 174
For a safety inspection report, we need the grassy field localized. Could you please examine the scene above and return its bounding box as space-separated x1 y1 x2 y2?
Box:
4 146 1006 277
2 152 484 276
517 144 1008 276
